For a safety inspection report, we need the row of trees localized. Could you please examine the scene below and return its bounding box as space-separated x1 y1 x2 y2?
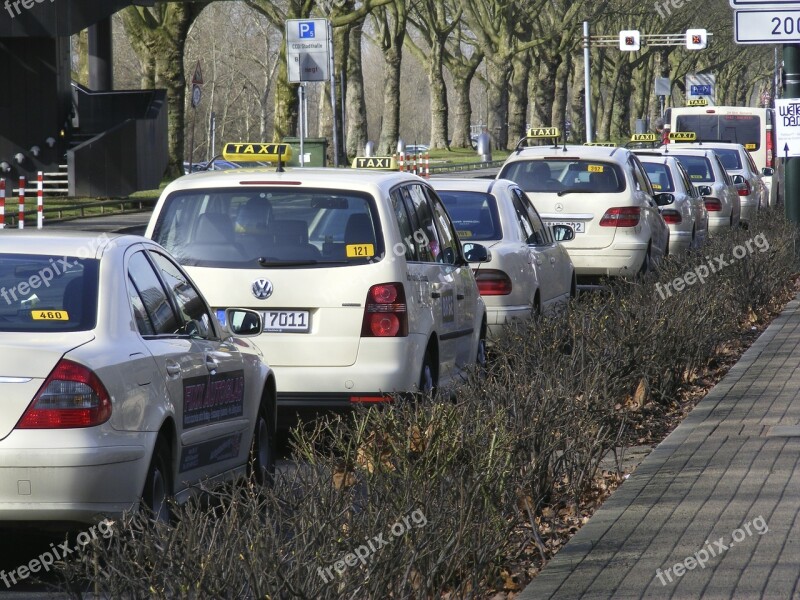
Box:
73 0 775 176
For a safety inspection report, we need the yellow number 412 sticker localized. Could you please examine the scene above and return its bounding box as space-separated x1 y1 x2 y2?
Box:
32 310 69 321
346 244 375 258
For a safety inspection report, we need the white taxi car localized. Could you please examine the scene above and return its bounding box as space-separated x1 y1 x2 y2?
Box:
635 152 709 255
0 232 274 524
431 178 575 336
497 129 669 280
146 145 488 422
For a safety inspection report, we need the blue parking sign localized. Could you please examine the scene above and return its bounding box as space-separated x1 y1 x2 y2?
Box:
691 84 712 96
299 22 315 38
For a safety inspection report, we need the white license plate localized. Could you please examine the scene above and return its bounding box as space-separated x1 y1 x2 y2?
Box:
551 221 585 233
262 310 310 333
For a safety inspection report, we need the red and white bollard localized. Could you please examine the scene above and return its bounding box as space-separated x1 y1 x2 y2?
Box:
17 176 25 230
37 171 43 229
411 152 417 175
398 152 405 172
0 179 5 229
424 152 430 179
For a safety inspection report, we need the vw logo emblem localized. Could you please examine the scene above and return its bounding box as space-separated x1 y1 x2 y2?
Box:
252 278 273 300
555 202 564 213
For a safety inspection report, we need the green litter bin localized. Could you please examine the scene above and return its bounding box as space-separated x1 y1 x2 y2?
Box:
284 137 328 167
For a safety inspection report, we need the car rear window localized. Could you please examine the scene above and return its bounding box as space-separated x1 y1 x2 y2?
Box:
675 114 761 150
436 191 502 241
641 162 675 192
499 160 626 194
151 188 384 268
0 255 98 332
671 155 715 182
710 148 742 170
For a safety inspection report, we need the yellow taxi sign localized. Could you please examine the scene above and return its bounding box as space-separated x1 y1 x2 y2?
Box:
527 127 560 139
669 131 697 142
583 142 616 147
222 142 292 162
631 133 657 142
352 156 397 170
687 98 708 107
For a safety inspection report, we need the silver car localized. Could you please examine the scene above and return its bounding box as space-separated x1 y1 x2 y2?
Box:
637 154 709 255
0 232 275 524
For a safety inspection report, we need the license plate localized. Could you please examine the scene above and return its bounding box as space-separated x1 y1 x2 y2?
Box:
261 310 310 333
550 221 585 233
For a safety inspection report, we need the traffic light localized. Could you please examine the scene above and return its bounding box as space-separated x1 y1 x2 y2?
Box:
686 29 708 50
619 30 641 51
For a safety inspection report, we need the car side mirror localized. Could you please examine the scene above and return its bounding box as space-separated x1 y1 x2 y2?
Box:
462 242 489 263
697 185 712 196
655 192 675 206
762 167 774 177
551 224 574 242
225 308 263 336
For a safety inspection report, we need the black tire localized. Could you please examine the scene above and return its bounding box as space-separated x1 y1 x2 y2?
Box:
638 248 651 278
476 321 488 375
249 399 276 487
419 345 437 397
570 273 578 300
142 438 172 524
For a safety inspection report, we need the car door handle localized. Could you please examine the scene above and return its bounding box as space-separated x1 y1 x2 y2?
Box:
205 356 219 374
165 361 181 377
431 291 441 298
550 257 556 264
457 293 465 300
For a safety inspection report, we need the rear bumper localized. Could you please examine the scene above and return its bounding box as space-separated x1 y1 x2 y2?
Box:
739 197 759 222
668 229 693 255
485 305 532 337
708 214 732 233
566 244 647 278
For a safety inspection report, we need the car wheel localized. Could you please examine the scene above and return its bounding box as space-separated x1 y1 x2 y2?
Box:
476 321 487 375
142 438 172 524
249 398 276 486
419 344 437 396
638 247 651 278
570 273 577 299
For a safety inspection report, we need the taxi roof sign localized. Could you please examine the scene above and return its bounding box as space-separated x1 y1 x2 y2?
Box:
352 156 397 170
527 127 560 139
687 98 708 107
630 133 658 142
222 142 292 162
668 131 697 142
583 142 617 147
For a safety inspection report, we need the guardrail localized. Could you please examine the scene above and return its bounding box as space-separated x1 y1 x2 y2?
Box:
428 159 506 174
1 196 157 228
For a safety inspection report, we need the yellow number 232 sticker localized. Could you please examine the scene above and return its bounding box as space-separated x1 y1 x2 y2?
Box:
32 310 69 321
346 244 375 258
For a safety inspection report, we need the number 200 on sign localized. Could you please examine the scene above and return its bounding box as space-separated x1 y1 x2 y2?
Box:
771 16 800 35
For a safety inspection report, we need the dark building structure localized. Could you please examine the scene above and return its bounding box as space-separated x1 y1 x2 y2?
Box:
0 0 167 197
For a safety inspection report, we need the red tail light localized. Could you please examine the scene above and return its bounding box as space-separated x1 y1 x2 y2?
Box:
767 131 774 168
17 359 112 429
661 209 682 224
474 270 512 296
599 207 640 227
704 198 722 212
361 283 408 337
736 180 752 197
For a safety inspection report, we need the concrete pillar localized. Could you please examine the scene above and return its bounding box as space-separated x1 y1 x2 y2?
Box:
88 16 113 91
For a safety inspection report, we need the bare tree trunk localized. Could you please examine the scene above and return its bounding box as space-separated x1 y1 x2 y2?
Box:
570 52 585 142
485 58 510 149
427 39 449 150
552 53 570 137
378 44 402 154
530 57 557 128
508 50 530 144
346 19 368 157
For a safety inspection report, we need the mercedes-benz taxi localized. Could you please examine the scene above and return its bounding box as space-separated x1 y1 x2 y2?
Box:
145 144 488 424
497 128 669 280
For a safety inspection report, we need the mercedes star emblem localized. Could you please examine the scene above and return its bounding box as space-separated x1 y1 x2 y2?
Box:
555 202 564 213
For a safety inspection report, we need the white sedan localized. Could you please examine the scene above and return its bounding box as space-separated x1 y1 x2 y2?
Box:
432 178 575 336
0 232 275 524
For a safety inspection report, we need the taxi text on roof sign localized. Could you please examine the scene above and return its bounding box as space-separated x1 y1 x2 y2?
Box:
668 131 697 142
527 127 560 139
631 133 657 142
584 142 617 147
222 143 292 162
687 98 708 107
352 156 398 170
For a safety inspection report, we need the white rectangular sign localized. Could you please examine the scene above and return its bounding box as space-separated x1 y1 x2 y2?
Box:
286 19 330 83
774 99 800 158
730 0 800 6
735 9 800 44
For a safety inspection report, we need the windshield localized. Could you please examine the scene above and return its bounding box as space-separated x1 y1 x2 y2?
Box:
641 162 675 192
670 155 715 183
499 160 626 194
675 114 761 150
152 188 383 268
437 191 502 241
0 255 98 332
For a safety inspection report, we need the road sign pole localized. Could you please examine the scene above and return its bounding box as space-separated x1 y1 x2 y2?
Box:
785 45 800 223
328 21 339 167
584 21 593 143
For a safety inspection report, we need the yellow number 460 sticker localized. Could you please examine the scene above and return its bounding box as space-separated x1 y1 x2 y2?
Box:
32 310 69 321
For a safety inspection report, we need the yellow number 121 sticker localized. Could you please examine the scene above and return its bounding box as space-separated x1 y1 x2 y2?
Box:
346 244 375 258
32 310 69 321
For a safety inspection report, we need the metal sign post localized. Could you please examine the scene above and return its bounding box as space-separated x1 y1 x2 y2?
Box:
189 61 203 174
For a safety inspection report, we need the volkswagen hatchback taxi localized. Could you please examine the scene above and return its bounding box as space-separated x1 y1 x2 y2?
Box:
146 145 488 423
0 232 274 524
497 130 669 280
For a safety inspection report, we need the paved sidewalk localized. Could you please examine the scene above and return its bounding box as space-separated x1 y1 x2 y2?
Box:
518 296 800 599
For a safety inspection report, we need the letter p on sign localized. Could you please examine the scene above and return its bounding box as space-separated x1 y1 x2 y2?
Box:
299 22 315 38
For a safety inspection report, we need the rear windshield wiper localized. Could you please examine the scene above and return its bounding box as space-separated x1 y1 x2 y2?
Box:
557 188 585 196
257 257 351 268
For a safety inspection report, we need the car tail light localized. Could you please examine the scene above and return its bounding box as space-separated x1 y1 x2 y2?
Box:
736 180 752 197
474 270 512 296
361 283 408 337
17 359 112 429
661 209 682 224
767 131 774 168
599 207 640 227
704 198 722 212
